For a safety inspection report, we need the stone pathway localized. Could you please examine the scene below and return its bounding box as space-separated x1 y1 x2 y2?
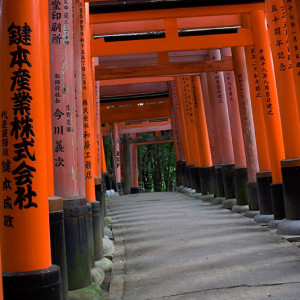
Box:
107 192 300 300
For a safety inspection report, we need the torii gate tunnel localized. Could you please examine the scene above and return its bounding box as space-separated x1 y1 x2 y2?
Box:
1 0 300 298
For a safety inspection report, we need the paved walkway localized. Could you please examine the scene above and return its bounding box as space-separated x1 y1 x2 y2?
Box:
107 192 300 300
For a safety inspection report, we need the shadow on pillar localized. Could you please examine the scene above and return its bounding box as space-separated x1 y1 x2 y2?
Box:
87 203 95 268
245 181 259 218
131 187 140 194
231 168 249 213
181 161 187 187
278 159 300 236
254 171 274 225
188 165 196 190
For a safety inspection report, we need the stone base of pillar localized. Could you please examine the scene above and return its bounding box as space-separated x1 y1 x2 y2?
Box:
49 196 68 300
68 283 103 300
131 187 140 194
277 219 300 237
222 198 236 209
199 194 214 202
257 171 273 217
246 181 259 211
222 164 235 199
215 164 225 198
232 205 249 213
270 183 285 221
3 265 62 300
211 196 225 205
233 167 248 208
194 167 202 193
245 210 260 218
268 219 282 229
199 166 215 195
254 213 274 225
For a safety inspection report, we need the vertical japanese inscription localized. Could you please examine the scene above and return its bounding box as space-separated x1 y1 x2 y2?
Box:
4 22 37 229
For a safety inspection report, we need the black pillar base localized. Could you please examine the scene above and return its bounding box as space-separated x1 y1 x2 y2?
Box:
281 159 300 220
117 182 123 194
270 183 285 221
87 203 95 268
215 165 225 197
91 201 104 261
184 165 191 188
246 181 259 211
131 187 140 194
232 168 249 213
254 171 274 224
63 197 92 291
49 198 68 300
194 167 202 193
199 166 215 195
188 165 196 189
180 160 187 187
3 265 62 300
176 161 180 186
222 164 235 199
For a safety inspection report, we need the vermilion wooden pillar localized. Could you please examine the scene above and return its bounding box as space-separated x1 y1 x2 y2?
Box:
113 123 122 192
266 0 300 234
232 46 260 212
190 76 215 196
221 48 246 169
169 81 186 187
243 14 272 217
79 0 96 201
94 59 102 178
0 0 62 297
74 0 85 196
251 9 285 224
175 77 192 187
283 0 300 120
207 49 235 203
177 76 201 190
49 0 79 197
130 134 139 193
200 73 221 166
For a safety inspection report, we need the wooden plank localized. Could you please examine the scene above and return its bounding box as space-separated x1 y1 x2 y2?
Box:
91 29 253 56
95 57 233 80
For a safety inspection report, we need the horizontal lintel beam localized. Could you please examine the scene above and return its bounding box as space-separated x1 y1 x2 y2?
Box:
96 57 233 80
91 29 253 57
129 135 174 144
89 3 265 24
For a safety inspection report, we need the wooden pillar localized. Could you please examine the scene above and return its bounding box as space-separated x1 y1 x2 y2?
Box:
113 123 121 186
250 9 285 224
42 0 54 197
79 1 96 201
207 49 235 166
130 134 139 193
122 134 131 194
200 73 222 166
0 0 62 297
221 48 246 169
49 0 79 197
266 0 300 233
74 0 85 197
101 136 107 174
94 59 102 178
283 0 300 119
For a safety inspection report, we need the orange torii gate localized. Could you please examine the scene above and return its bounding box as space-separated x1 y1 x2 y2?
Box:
2 0 300 298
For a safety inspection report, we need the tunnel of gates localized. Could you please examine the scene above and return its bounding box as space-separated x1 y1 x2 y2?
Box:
1 0 300 298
